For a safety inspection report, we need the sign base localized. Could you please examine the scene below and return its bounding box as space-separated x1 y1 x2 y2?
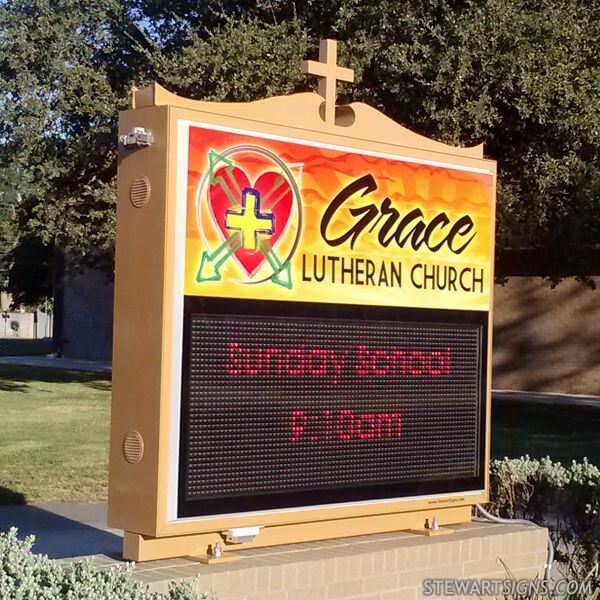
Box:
123 505 471 561
125 521 548 598
186 554 241 565
407 526 455 537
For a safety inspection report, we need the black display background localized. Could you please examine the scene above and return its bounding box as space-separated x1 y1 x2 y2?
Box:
178 297 487 518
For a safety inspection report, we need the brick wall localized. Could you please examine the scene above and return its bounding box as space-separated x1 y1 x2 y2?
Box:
493 276 600 395
126 522 548 600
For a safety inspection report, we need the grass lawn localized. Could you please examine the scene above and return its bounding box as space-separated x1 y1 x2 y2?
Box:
0 363 598 506
0 365 110 505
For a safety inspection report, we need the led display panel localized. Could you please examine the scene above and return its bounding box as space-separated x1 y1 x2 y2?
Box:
178 299 486 518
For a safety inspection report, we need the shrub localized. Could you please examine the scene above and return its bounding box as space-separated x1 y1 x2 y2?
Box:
490 456 600 586
0 528 213 600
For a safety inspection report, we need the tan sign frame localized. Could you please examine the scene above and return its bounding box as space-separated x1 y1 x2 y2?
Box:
108 83 496 561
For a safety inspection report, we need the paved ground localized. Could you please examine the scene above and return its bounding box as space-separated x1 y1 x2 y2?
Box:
494 389 600 408
0 355 111 373
0 503 122 559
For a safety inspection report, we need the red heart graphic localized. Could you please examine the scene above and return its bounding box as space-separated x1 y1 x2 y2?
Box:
208 166 293 277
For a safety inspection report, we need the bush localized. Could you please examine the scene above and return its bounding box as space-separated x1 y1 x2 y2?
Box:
490 456 600 585
0 528 213 600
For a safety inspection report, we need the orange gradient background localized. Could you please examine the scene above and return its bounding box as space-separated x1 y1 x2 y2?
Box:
184 124 494 311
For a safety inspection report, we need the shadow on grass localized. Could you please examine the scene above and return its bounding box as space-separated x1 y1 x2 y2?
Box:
492 397 600 464
0 380 29 392
0 338 53 357
0 487 25 505
0 502 122 559
84 380 112 392
0 365 111 389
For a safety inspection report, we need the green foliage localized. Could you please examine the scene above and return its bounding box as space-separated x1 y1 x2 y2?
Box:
0 528 211 599
4 235 54 309
0 0 128 265
490 456 600 586
349 0 599 267
0 168 19 289
154 18 308 102
0 0 598 303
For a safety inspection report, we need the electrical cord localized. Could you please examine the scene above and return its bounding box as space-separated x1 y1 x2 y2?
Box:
475 503 554 581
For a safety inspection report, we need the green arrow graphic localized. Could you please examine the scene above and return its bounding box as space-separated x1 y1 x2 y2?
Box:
208 149 241 207
201 151 294 288
260 240 293 289
197 233 242 283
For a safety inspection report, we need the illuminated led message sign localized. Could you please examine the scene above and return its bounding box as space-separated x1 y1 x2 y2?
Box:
176 122 493 518
109 77 497 560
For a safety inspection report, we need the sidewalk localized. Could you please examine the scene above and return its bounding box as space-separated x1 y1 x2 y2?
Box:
0 355 111 373
494 389 600 409
0 503 122 559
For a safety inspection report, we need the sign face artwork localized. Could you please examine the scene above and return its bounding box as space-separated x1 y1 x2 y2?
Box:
184 125 493 310
175 122 494 518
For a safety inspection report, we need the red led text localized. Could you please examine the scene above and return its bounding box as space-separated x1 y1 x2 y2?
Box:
227 343 451 383
290 409 402 443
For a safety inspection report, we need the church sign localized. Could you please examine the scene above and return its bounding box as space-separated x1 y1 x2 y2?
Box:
109 40 496 561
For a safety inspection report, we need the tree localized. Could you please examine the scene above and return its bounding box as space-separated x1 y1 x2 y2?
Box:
0 0 597 304
0 167 19 290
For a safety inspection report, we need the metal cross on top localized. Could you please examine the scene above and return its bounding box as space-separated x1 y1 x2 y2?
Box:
301 39 354 125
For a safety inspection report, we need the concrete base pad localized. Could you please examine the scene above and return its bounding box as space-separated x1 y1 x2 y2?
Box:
88 521 548 599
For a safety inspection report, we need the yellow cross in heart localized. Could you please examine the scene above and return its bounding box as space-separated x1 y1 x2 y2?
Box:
225 188 274 251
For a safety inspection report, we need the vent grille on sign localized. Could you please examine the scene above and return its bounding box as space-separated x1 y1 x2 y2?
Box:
130 176 151 207
123 431 144 463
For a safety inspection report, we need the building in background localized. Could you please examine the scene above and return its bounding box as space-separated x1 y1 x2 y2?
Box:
52 257 113 361
0 291 53 340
